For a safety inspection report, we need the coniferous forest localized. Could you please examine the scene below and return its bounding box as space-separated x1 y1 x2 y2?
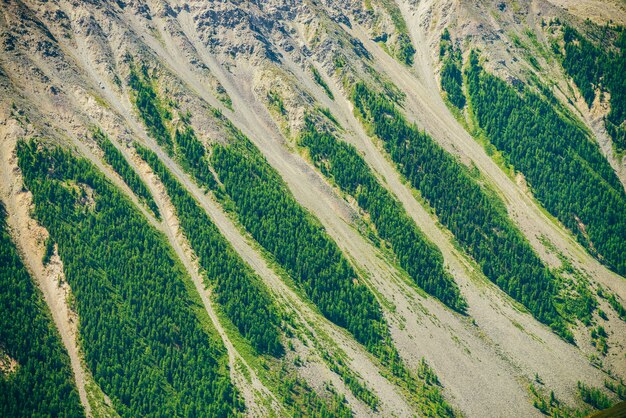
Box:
439 28 466 110
466 51 626 277
94 128 160 218
209 135 389 354
299 118 467 312
4 1 626 415
17 142 241 417
125 64 457 413
0 203 84 417
559 25 626 150
210 136 455 416
352 82 569 339
135 144 284 357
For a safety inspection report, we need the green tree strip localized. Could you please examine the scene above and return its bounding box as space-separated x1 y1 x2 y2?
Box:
168 115 382 411
125 65 455 415
209 131 457 417
352 82 569 340
94 129 160 218
128 67 283 356
311 66 335 100
439 29 466 109
135 144 284 357
560 25 626 150
0 203 84 417
128 66 173 150
299 118 467 313
17 142 241 417
174 124 219 191
578 382 614 411
466 52 626 277
128 68 218 193
210 135 388 351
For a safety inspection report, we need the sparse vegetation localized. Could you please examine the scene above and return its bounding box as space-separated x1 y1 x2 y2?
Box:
321 351 379 411
605 379 626 401
275 365 353 417
267 90 286 115
529 383 588 417
578 381 613 410
590 325 608 355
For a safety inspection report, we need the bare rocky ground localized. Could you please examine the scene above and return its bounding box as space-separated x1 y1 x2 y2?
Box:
0 0 625 416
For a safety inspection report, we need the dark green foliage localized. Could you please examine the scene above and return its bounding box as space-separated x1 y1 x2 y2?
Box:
17 142 241 417
42 235 54 265
376 0 415 65
558 281 597 326
563 27 598 105
174 125 219 191
209 133 457 417
466 52 626 277
441 61 466 109
533 394 549 415
128 66 173 149
439 32 466 109
561 26 626 150
396 33 416 66
417 358 441 387
209 135 387 353
607 293 626 322
124 64 453 414
318 107 339 126
605 379 626 401
352 82 568 339
135 145 284 357
128 67 217 193
441 28 451 42
94 129 160 218
299 119 467 312
0 203 84 418
267 91 286 115
590 325 608 355
311 66 335 100
578 382 613 410
276 366 352 418
321 351 379 411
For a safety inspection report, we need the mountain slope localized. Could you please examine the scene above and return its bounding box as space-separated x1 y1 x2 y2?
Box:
0 0 625 416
